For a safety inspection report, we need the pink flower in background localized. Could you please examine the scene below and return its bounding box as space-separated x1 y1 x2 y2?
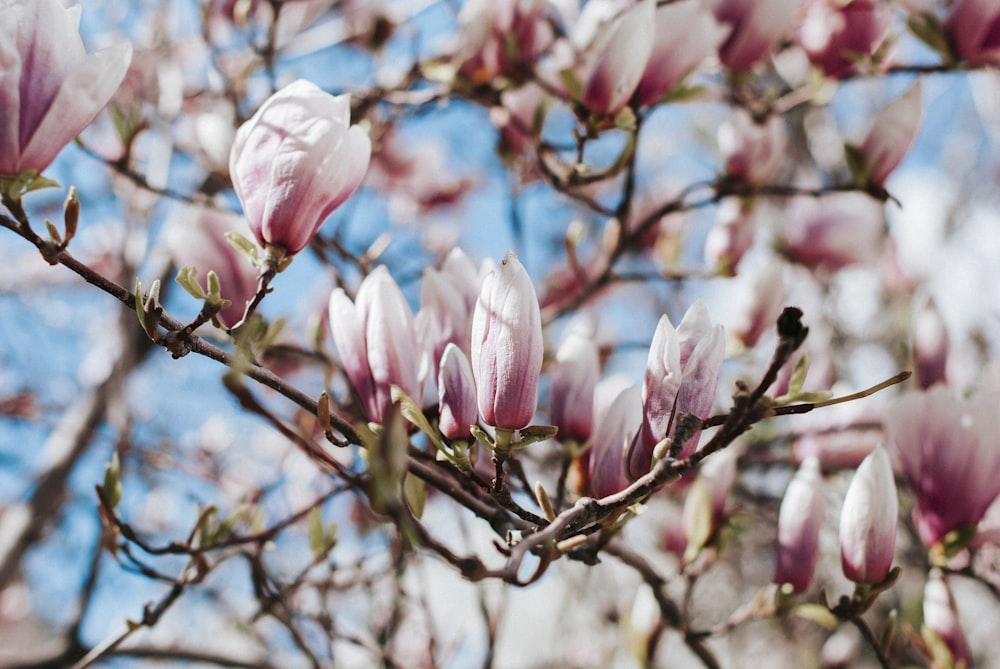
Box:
550 332 600 443
229 79 371 256
0 0 132 178
886 387 1000 547
164 206 259 328
456 0 552 84
711 0 801 71
912 298 949 389
581 0 656 115
471 251 544 430
719 110 787 186
634 0 729 106
684 446 739 543
799 0 891 78
418 265 475 391
840 447 897 584
628 300 725 477
589 384 642 498
729 262 785 349
438 343 478 441
858 83 922 188
329 267 420 424
946 0 1000 66
775 456 825 592
781 193 884 271
923 569 973 667
704 199 760 276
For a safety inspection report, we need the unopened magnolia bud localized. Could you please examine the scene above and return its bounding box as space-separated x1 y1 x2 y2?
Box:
63 186 79 243
840 447 897 584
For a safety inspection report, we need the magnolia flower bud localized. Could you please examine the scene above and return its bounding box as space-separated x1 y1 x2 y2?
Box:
438 343 478 441
589 384 642 498
912 298 949 389
946 0 1000 66
775 457 825 592
0 0 132 179
629 300 725 477
229 79 371 255
329 266 420 424
886 388 1000 548
581 0 656 115
923 569 974 667
713 0 800 71
470 251 543 430
799 0 890 79
635 0 727 106
550 332 600 443
859 83 922 188
840 447 897 584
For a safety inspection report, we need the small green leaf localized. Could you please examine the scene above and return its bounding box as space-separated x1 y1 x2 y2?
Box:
403 473 427 519
514 424 558 448
367 405 409 513
102 452 122 510
788 354 809 398
614 106 637 131
558 68 582 100
391 385 445 452
45 220 62 244
308 506 326 556
225 231 261 267
176 266 207 300
683 478 713 564
792 603 838 629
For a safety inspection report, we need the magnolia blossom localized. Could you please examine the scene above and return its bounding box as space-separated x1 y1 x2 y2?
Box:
418 265 475 391
912 298 949 389
886 387 1000 547
858 83 922 188
634 0 728 106
329 267 420 424
438 343 478 441
923 569 974 667
946 0 1000 66
581 0 656 115
0 0 132 178
711 0 800 71
775 457 825 592
840 447 897 585
799 0 891 78
781 193 884 271
164 206 259 328
550 332 600 443
456 0 551 84
704 199 760 276
470 251 543 430
628 300 725 477
719 110 787 186
684 446 739 542
589 384 642 498
229 79 371 255
580 0 725 114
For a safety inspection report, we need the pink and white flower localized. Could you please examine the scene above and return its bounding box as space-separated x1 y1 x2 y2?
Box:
0 0 132 179
946 0 1000 66
470 251 544 430
628 300 725 477
886 387 1000 547
329 267 420 424
229 79 371 256
799 0 891 78
840 447 897 584
775 456 825 592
